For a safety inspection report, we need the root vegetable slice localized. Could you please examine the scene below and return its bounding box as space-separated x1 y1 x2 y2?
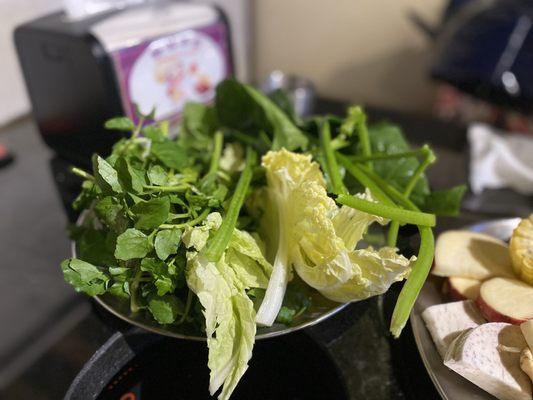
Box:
444 323 532 400
521 320 533 351
521 348 533 383
510 215 533 285
433 230 514 280
477 277 533 324
422 300 485 358
447 276 481 301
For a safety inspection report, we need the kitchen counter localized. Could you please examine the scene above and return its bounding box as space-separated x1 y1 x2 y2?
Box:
0 104 530 400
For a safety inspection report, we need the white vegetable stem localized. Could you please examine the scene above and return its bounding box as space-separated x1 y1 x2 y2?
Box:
256 194 289 326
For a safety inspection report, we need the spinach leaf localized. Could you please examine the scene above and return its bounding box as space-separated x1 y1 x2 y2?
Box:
423 185 466 216
369 123 429 207
61 258 109 296
216 79 308 151
115 228 153 260
131 197 170 229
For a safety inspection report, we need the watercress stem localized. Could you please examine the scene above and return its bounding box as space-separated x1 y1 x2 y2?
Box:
204 147 257 262
130 266 142 313
336 153 393 206
387 145 436 246
160 208 211 229
347 148 428 163
208 130 224 175
336 194 436 227
71 167 94 181
144 184 189 192
320 121 347 195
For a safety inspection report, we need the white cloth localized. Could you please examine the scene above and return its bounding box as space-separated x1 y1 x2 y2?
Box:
469 123 533 195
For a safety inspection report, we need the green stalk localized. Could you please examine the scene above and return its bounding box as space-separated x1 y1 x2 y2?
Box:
320 121 347 195
143 184 189 192
177 289 193 325
336 195 436 227
71 167 94 181
204 147 257 262
130 266 143 313
160 208 211 229
390 226 434 337
387 145 436 246
347 148 428 163
208 130 224 175
355 107 372 170
356 165 417 210
337 153 393 206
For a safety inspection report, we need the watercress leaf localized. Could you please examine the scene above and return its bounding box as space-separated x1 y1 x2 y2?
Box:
143 125 166 142
215 79 308 151
115 157 146 194
75 228 117 266
94 197 128 232
141 258 175 295
104 117 135 132
147 293 183 324
422 184 466 216
92 155 122 194
151 141 188 170
147 165 169 186
108 266 134 298
131 197 170 229
61 258 109 296
276 306 296 325
115 228 153 260
154 229 182 260
72 180 97 211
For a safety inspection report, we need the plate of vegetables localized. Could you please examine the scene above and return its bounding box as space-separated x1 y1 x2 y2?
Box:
61 79 465 400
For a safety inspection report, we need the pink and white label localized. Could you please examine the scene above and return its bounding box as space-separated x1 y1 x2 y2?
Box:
111 22 231 125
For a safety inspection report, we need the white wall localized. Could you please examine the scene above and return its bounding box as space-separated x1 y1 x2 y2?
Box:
255 0 445 113
0 0 62 126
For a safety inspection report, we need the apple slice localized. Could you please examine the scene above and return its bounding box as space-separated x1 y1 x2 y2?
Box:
521 320 533 351
422 300 485 358
444 322 532 400
476 277 533 324
447 276 481 301
433 230 514 280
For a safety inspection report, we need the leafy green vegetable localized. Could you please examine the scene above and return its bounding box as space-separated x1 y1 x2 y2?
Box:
115 228 153 260
61 258 109 296
151 141 188 170
92 155 122 194
62 78 466 400
147 292 183 324
216 79 308 151
423 185 466 216
368 123 430 207
131 197 170 229
154 229 182 260
104 117 135 131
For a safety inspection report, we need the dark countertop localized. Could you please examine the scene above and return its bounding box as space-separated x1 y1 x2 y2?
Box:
0 105 530 400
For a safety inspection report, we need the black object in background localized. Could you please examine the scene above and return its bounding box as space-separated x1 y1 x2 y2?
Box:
431 0 533 113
